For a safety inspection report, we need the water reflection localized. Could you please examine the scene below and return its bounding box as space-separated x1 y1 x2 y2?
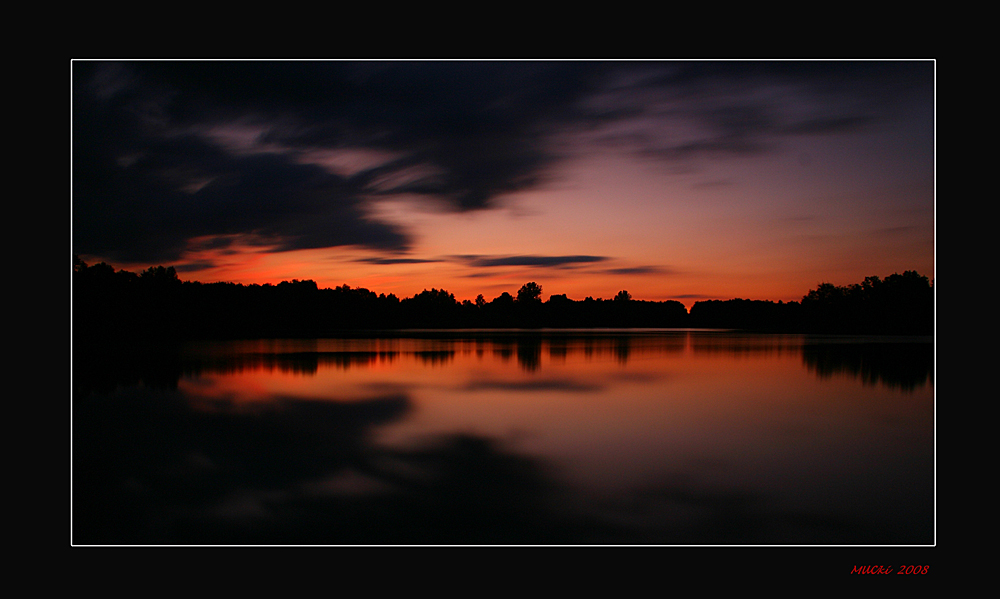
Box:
801 339 933 391
73 332 933 544
161 333 932 392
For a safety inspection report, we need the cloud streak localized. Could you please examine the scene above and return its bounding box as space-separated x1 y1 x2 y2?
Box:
457 255 609 268
356 257 442 265
600 266 675 276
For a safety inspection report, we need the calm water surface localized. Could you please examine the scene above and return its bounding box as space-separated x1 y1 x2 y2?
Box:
73 331 933 545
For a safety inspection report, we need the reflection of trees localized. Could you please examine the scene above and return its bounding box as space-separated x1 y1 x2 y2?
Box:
516 338 542 371
464 334 691 369
185 351 405 376
688 333 803 360
801 341 933 391
74 347 409 395
686 334 933 391
613 337 631 364
548 341 568 362
75 334 931 398
414 350 455 366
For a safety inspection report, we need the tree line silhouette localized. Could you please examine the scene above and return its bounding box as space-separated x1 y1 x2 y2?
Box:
73 256 933 343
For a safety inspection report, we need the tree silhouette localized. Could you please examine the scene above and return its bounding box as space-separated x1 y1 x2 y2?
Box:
517 282 543 304
140 265 180 285
73 256 932 336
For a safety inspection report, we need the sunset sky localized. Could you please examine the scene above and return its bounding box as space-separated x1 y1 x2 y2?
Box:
72 60 934 307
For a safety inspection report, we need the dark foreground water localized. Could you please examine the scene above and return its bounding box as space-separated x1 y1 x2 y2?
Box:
72 330 933 545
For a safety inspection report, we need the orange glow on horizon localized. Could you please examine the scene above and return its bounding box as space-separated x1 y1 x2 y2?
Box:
88 239 933 311
80 150 933 310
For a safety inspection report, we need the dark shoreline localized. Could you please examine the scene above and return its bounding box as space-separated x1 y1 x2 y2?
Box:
73 260 934 342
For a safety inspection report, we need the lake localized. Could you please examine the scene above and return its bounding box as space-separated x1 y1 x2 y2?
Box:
72 330 934 545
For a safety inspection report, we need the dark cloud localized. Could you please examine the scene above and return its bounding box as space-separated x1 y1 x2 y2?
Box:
73 62 412 264
601 266 674 275
356 257 441 265
458 255 609 268
72 60 932 265
587 60 932 166
174 260 218 273
128 61 607 210
72 61 610 264
452 257 669 275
